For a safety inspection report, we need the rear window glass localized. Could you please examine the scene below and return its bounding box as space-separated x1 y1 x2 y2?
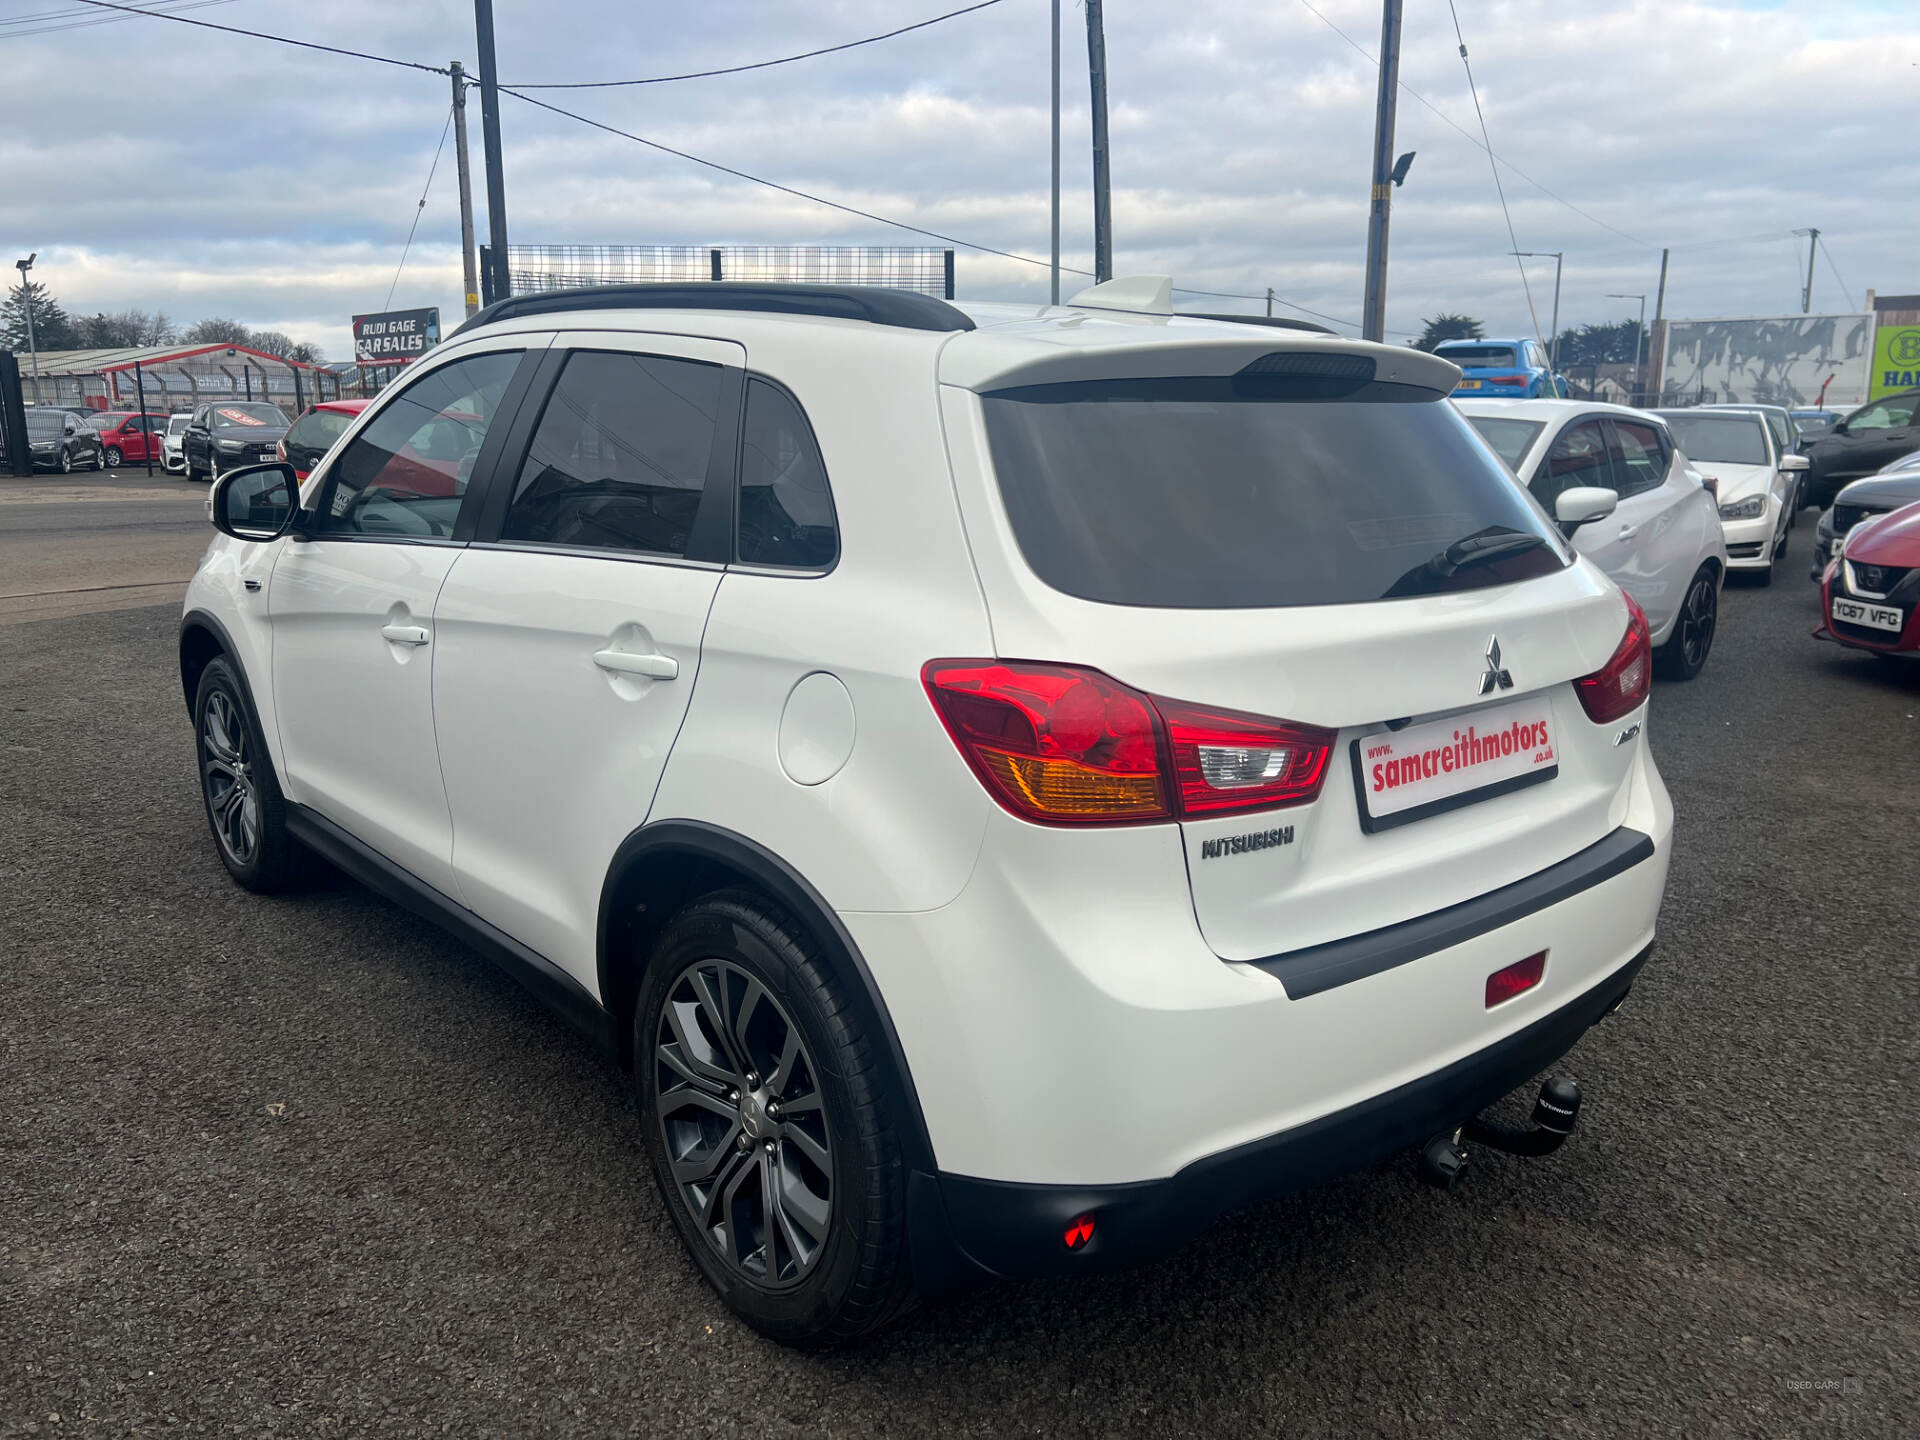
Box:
1463 416 1544 473
980 376 1569 609
1435 345 1518 367
25 410 73 433
1657 413 1768 466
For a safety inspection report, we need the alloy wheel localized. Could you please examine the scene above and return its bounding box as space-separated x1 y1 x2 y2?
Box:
57 450 71 473
1680 575 1717 669
105 446 123 468
653 958 833 1291
201 690 260 864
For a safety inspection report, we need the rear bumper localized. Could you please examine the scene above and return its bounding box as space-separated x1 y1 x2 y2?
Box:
913 941 1649 1284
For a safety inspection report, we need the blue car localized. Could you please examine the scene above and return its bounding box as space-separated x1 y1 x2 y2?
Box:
1434 338 1561 398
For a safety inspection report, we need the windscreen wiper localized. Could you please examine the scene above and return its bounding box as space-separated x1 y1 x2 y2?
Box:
1382 526 1551 598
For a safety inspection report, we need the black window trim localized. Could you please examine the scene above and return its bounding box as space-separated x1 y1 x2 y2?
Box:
294 342 543 549
1600 416 1669 500
729 371 841 577
1537 414 1616 505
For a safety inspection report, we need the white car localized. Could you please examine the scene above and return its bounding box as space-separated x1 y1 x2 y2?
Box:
178 279 1674 1344
1456 399 1728 679
1697 403 1811 514
162 413 191 474
1652 407 1806 584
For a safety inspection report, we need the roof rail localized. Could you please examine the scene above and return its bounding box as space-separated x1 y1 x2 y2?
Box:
452 282 976 337
1184 312 1337 337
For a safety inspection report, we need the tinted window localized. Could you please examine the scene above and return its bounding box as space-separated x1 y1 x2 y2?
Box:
1537 420 1613 506
1462 415 1544 473
283 408 357 473
25 410 70 435
1435 345 1517 367
316 350 520 538
979 377 1566 609
737 379 836 568
1610 419 1668 497
1844 396 1918 432
502 351 721 557
1657 413 1769 465
167 416 190 435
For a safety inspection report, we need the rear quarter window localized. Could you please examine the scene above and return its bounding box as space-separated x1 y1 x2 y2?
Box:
980 373 1569 609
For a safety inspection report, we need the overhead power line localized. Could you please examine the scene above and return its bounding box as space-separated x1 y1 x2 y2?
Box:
62 0 448 74
1818 236 1856 310
0 0 235 42
506 0 1006 89
1294 0 1654 252
388 104 457 310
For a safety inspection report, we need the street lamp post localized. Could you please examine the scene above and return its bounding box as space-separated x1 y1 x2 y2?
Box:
1511 250 1564 372
1607 292 1648 403
14 252 38 383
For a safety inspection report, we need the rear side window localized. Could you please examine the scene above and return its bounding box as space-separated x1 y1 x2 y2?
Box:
979 375 1566 609
1609 419 1668 497
737 379 836 569
502 351 722 557
1462 415 1543 473
1538 420 1613 505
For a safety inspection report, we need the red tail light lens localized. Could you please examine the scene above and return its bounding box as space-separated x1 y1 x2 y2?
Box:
922 660 1335 826
1488 374 1529 386
1486 951 1547 1007
1574 593 1652 724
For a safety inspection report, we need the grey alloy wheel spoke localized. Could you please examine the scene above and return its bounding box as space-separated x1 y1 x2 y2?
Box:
768 1029 804 1097
732 977 769 1070
670 1120 745 1185
203 695 243 767
661 996 739 1090
217 783 247 850
658 1084 741 1127
656 1033 732 1094
775 1158 831 1241
714 1147 759 1268
777 1118 830 1175
766 1165 814 1268
756 1150 783 1279
691 965 751 1077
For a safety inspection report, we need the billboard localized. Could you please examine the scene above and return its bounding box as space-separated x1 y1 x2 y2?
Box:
1658 313 1874 409
352 307 440 367
1869 324 1920 400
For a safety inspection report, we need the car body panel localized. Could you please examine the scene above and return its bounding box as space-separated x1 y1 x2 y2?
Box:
1803 389 1920 505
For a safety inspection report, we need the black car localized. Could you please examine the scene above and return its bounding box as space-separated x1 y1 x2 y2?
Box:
1809 455 1920 579
24 408 108 473
182 401 291 482
1802 389 1920 508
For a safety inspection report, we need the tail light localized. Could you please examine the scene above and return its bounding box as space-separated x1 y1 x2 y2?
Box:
1488 374 1529 386
922 660 1335 826
1573 594 1651 724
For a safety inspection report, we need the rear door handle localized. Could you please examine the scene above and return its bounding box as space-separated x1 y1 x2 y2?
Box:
381 624 431 646
593 648 678 680
1617 524 1637 540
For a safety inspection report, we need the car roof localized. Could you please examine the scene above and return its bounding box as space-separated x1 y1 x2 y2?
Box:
1434 337 1530 346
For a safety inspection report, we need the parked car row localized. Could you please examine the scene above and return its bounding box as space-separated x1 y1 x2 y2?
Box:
22 408 108 471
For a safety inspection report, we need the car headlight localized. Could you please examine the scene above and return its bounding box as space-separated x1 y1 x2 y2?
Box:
1719 496 1766 520
217 439 245 453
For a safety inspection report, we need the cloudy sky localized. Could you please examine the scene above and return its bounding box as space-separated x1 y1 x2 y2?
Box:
4 0 1916 360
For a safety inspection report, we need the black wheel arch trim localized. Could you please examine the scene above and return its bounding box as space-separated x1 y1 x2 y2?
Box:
596 821 937 1176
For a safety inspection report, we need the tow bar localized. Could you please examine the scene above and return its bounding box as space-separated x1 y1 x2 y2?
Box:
1418 1076 1582 1189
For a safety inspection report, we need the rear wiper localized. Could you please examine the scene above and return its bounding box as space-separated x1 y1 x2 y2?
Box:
1428 528 1549 577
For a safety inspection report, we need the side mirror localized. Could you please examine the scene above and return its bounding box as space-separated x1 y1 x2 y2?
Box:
210 463 300 542
1554 486 1618 536
1780 453 1811 472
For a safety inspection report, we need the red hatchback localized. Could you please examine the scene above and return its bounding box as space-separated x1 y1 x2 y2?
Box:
278 398 372 481
88 412 170 467
1814 498 1920 660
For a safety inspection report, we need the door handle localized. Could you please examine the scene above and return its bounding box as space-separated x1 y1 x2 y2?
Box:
1617 524 1637 540
593 648 678 680
381 624 431 646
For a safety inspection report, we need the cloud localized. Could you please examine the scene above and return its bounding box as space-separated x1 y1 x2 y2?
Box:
2 0 1914 358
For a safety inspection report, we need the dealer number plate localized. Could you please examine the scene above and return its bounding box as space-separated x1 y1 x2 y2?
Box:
1831 596 1904 633
1353 697 1558 833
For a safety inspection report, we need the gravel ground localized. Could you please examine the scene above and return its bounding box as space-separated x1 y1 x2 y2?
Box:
2 520 1915 1437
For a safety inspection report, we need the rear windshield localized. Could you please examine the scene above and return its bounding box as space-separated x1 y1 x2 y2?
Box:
980 377 1569 608
1657 412 1768 466
1463 415 1544 473
211 403 288 428
283 408 356 469
1435 345 1518 367
25 410 73 434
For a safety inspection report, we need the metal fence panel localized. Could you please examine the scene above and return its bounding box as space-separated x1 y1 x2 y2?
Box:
505 245 957 299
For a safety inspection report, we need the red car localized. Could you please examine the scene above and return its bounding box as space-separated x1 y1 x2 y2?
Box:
88 411 171 467
278 398 371 481
1814 497 1920 660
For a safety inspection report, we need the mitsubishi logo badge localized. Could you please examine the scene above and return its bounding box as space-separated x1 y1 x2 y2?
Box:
1479 636 1513 696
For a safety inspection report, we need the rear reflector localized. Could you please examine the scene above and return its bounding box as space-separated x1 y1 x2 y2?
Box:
923 660 1335 826
1064 1214 1096 1250
1573 593 1651 724
1486 951 1547 1007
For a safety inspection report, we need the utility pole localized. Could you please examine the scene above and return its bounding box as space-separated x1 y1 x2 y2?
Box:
451 61 481 318
1050 0 1060 304
14 253 38 379
1650 246 1669 405
1512 250 1564 369
1359 0 1404 342
1085 0 1112 283
474 0 511 304
1798 227 1819 313
1607 292 1647 400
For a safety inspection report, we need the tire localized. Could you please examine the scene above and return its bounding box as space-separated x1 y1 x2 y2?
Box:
634 889 914 1347
56 449 71 474
193 655 303 892
104 445 124 468
1655 565 1718 680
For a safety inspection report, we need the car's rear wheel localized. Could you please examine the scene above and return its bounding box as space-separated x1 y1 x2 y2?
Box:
635 890 914 1347
1656 566 1718 680
104 445 124 468
193 655 303 892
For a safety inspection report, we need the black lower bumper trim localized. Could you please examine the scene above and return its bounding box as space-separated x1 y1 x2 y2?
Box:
920 943 1649 1284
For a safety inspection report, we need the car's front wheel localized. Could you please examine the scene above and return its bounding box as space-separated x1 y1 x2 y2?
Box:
104 445 124 468
56 449 71 474
635 890 914 1347
193 655 303 891
1655 565 1718 680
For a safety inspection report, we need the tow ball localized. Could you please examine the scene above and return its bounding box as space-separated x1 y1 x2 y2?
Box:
1418 1076 1582 1190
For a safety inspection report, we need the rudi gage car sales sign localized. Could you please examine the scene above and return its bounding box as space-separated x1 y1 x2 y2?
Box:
352 308 440 366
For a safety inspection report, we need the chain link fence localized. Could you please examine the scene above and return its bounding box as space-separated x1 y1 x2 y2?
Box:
500 245 956 299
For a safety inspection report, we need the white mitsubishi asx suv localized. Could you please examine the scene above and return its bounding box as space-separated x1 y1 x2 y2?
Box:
181 278 1673 1346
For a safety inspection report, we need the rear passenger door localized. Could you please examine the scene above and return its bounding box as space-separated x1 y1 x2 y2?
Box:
1601 417 1693 634
430 334 743 985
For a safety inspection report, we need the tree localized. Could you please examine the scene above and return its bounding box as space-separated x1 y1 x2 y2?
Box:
77 308 178 348
2 279 78 352
1415 313 1485 352
183 316 253 346
1552 320 1644 368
